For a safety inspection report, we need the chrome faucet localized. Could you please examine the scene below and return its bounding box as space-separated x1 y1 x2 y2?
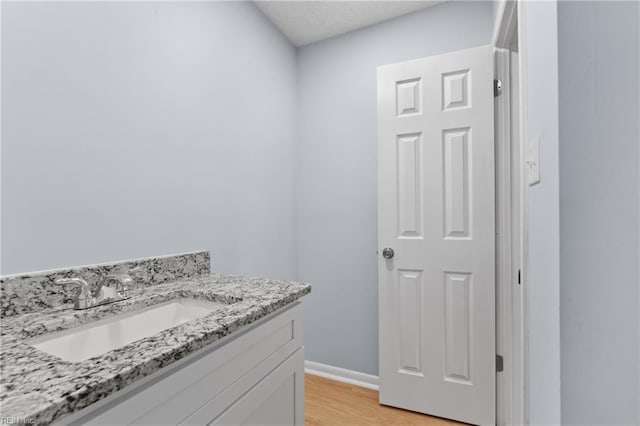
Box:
56 274 133 310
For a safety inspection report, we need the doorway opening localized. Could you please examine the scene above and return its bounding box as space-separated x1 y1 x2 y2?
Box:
375 1 526 424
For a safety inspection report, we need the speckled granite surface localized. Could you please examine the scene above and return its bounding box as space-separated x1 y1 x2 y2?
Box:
0 256 310 425
0 251 210 317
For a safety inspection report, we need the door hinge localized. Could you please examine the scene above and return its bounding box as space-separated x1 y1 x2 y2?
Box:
518 269 521 285
496 355 504 372
494 79 502 97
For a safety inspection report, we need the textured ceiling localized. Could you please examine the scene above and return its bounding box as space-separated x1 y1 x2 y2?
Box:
255 1 444 46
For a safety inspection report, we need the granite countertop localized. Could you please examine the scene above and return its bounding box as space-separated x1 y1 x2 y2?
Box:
0 273 310 425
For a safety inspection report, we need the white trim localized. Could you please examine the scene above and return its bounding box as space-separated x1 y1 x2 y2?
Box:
304 361 379 391
491 0 506 47
494 1 526 425
495 47 513 426
493 1 518 50
491 1 506 46
517 1 530 423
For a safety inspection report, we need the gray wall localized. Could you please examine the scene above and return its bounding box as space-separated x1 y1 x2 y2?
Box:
296 1 493 375
1 2 298 279
521 1 563 423
559 1 640 424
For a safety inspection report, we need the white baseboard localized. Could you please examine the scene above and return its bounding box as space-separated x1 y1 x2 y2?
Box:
304 360 379 391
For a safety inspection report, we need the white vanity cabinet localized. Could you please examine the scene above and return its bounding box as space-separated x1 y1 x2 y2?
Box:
59 303 304 426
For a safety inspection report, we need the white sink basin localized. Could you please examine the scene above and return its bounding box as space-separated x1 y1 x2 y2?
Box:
29 298 227 362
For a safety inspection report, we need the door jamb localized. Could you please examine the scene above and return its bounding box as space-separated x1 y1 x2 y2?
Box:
493 1 527 425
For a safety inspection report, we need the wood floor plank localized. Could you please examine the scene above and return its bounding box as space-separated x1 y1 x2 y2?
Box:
304 374 464 426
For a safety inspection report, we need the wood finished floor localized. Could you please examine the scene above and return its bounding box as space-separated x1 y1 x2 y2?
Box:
305 374 463 426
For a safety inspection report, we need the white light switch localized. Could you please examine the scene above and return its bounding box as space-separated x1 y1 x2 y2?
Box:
527 136 540 186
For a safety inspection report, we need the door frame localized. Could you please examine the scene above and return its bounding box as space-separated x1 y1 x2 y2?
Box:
493 1 527 425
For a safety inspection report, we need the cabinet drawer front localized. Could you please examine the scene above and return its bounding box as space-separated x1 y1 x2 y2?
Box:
79 303 303 425
183 348 305 426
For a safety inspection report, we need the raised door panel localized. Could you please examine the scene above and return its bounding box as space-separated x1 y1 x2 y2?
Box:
443 128 471 239
397 133 423 239
397 269 423 376
444 272 472 384
396 78 422 116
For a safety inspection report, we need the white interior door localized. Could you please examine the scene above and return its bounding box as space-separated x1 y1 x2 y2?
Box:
377 45 495 425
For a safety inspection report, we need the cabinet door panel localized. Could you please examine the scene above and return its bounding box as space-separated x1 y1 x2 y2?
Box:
183 348 304 426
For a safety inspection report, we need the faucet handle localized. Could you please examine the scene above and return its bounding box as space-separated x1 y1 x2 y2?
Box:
127 267 145 295
104 273 132 298
55 278 92 309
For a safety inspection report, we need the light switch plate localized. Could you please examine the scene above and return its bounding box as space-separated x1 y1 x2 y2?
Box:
527 136 540 186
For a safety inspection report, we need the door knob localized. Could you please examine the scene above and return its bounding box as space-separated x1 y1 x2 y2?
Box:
382 248 395 260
